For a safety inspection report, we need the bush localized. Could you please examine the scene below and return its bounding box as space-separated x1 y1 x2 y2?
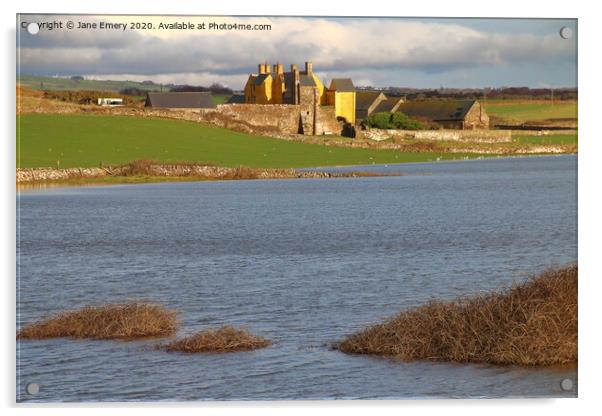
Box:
17 302 179 340
338 264 577 366
364 112 423 130
390 112 424 130
158 325 271 353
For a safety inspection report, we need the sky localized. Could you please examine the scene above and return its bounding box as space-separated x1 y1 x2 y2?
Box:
17 15 578 89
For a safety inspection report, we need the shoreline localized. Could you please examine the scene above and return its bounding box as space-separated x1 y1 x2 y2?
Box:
16 162 404 188
16 153 576 189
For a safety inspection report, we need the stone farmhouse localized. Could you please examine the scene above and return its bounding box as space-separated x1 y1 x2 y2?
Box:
244 61 357 135
394 100 489 129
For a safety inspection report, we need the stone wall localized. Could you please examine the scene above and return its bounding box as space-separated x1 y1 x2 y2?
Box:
198 103 344 137
464 101 490 129
363 128 512 143
315 106 341 135
206 104 301 134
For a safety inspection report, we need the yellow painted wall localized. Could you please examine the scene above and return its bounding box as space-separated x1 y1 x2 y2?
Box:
256 76 273 104
310 73 328 104
334 91 356 124
272 76 284 104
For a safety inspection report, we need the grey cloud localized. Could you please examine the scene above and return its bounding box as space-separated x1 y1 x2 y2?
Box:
18 16 576 83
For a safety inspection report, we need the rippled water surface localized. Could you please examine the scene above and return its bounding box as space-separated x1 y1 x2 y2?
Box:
17 155 578 401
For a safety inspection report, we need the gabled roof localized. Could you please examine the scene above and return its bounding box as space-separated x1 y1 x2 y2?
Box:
253 73 273 86
145 92 215 109
396 100 477 121
226 94 245 104
373 96 404 113
356 91 385 111
299 74 317 87
329 78 355 92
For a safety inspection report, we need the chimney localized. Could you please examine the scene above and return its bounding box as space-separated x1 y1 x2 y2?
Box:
258 63 265 74
305 61 313 74
276 63 284 74
291 64 298 74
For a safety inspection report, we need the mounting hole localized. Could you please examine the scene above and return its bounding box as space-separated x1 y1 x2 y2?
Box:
559 26 573 39
26 383 40 395
560 378 573 391
27 22 40 35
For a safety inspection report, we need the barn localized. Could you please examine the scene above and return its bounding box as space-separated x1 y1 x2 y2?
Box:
145 92 216 109
395 100 489 129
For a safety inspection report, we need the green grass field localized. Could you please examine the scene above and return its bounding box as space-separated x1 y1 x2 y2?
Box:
485 101 577 122
513 134 578 145
17 114 478 169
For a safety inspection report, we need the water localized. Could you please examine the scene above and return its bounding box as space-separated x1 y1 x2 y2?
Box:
16 155 578 401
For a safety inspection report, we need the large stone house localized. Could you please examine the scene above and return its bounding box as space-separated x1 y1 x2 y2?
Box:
244 61 357 125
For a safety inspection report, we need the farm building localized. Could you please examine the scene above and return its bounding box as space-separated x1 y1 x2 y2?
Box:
355 92 404 121
395 100 489 129
145 92 215 109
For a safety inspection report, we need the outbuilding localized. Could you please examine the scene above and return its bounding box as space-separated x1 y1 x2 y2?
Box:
145 92 216 109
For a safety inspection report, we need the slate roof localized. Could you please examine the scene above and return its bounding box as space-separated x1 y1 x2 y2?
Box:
253 73 273 86
226 94 245 104
145 92 216 109
373 96 404 113
299 74 317 87
395 100 477 121
356 91 385 111
329 78 355 92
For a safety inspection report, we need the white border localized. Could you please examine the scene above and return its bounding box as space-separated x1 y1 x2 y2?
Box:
3 1 600 415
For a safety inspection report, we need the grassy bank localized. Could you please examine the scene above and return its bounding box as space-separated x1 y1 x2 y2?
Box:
17 114 482 169
338 265 577 366
17 302 179 340
513 134 578 145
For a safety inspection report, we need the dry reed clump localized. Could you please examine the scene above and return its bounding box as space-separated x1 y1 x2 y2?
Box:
17 302 179 340
338 264 577 366
159 325 271 353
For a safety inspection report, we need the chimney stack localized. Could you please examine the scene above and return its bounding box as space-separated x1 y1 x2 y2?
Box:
276 63 284 74
305 61 313 74
258 63 265 74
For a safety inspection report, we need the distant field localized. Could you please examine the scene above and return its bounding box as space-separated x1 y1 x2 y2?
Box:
17 114 477 169
18 76 163 93
212 94 232 105
485 100 577 122
513 134 578 145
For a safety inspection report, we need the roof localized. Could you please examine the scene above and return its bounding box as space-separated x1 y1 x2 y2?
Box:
299 74 317 87
145 92 215 109
226 94 245 104
253 73 273 86
356 91 385 111
329 78 355 92
395 100 477 121
373 97 404 113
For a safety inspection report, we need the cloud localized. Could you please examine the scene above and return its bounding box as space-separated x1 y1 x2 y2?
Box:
18 15 576 87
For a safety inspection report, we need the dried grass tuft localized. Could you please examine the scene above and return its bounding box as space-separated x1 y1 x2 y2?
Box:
17 302 178 340
159 325 271 353
338 264 577 366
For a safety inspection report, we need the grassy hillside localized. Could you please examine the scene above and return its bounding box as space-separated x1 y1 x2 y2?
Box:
17 114 475 169
485 100 577 122
18 76 164 93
